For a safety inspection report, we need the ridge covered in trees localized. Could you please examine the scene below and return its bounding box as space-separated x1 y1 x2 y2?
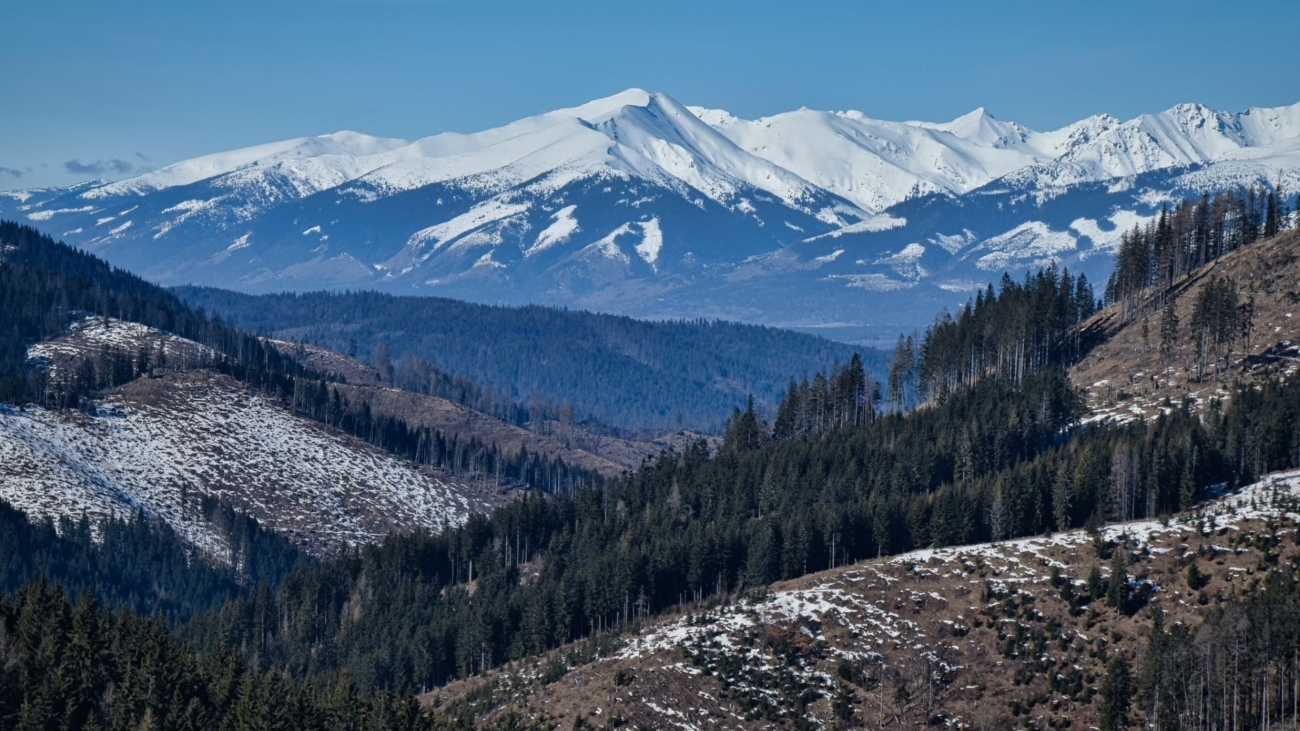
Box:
913 265 1097 398
0 497 304 625
174 286 883 433
0 580 525 731
1096 186 1299 392
1106 185 1293 319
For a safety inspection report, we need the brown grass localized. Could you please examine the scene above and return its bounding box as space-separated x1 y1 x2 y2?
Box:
1072 229 1300 417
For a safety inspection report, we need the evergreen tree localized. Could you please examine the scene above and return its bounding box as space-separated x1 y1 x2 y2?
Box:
1106 549 1129 611
1099 655 1134 731
1158 296 1179 387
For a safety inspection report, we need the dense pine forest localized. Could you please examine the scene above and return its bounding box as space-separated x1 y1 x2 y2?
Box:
0 580 517 731
174 287 880 432
0 498 303 624
3 196 1300 729
911 265 1098 397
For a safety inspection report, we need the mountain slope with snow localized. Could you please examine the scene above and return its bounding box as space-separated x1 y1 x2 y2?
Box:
0 372 488 558
6 92 1299 341
427 469 1300 729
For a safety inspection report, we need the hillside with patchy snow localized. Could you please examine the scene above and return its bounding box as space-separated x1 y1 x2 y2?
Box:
1071 228 1300 424
4 92 1299 339
427 470 1300 730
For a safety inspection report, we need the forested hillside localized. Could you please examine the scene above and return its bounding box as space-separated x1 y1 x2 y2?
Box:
1106 185 1288 315
175 287 879 432
434 472 1300 730
0 499 303 624
0 580 512 731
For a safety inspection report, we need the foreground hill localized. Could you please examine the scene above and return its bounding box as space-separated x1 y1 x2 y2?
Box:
0 221 615 558
427 471 1300 730
5 92 1298 339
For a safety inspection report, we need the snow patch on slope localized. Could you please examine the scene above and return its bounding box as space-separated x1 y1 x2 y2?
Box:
968 222 1077 271
0 373 482 557
394 200 531 267
525 205 580 257
1069 210 1152 252
634 217 663 269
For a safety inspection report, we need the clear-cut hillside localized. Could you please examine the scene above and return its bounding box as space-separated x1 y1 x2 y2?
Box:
0 370 495 557
1072 228 1300 423
4 93 1299 340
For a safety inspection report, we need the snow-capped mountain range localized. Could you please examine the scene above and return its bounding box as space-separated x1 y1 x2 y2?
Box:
5 90 1299 341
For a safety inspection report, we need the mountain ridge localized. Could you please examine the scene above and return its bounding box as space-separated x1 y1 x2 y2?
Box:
5 92 1299 341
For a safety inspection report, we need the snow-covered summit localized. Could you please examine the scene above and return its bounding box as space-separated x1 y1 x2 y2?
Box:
85 131 412 199
65 93 1300 215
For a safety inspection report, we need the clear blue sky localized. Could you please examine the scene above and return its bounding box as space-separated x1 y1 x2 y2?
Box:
4 0 1298 189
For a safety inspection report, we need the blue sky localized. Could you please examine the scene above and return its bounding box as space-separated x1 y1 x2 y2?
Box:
4 0 1298 189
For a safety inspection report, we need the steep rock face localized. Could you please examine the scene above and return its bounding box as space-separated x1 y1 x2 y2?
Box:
5 93 1299 340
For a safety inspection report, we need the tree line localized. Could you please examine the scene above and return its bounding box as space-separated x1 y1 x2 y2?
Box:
771 353 879 441
1133 558 1300 731
0 580 535 731
904 264 1097 401
0 496 303 626
1106 185 1296 321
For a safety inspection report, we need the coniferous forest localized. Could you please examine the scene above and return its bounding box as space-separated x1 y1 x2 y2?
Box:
2 196 1300 729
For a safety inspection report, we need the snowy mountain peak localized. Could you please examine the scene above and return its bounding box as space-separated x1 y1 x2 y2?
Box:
916 106 1040 152
929 106 994 128
84 131 411 199
7 92 1300 341
559 87 655 120
595 92 828 209
685 106 740 127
